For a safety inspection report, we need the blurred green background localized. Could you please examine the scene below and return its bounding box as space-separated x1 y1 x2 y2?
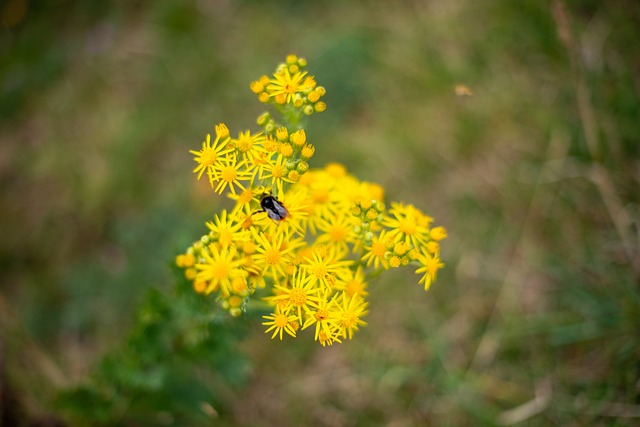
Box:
2 0 639 425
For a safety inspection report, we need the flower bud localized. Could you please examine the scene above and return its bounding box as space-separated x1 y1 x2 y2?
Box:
290 129 306 146
296 161 309 174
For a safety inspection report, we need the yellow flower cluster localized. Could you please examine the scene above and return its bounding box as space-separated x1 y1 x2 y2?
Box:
250 54 326 126
176 55 446 346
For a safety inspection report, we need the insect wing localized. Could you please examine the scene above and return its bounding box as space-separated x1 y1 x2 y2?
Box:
269 199 288 220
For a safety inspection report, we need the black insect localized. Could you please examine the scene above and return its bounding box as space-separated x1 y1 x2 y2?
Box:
253 193 289 221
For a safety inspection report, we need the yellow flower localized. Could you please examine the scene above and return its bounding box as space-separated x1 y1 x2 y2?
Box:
335 266 368 298
315 212 358 256
302 294 342 342
361 229 393 270
232 130 267 163
261 154 294 196
270 270 323 324
213 156 253 195
267 67 308 104
430 226 448 241
205 210 246 248
179 55 447 342
336 292 368 339
194 244 243 297
252 231 296 281
301 247 353 290
189 132 233 181
415 251 445 291
262 307 298 340
290 129 306 147
383 202 432 248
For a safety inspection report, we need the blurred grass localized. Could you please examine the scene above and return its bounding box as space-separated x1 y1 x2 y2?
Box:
1 0 639 425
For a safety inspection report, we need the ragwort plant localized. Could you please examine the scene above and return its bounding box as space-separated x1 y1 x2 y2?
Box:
176 54 447 346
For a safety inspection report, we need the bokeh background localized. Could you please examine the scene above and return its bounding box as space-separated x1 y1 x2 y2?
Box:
2 0 639 425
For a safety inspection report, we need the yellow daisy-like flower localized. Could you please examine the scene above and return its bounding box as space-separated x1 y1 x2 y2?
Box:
361 229 393 270
213 156 254 195
252 231 296 281
415 251 445 291
383 202 432 248
267 67 308 104
261 154 295 196
232 130 267 163
430 226 448 241
335 266 368 299
336 292 368 340
302 294 342 342
194 244 243 297
315 212 358 256
301 247 353 290
205 210 246 248
190 132 233 181
269 270 323 324
262 307 298 340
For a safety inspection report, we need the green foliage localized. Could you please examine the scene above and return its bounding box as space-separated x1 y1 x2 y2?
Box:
56 269 251 426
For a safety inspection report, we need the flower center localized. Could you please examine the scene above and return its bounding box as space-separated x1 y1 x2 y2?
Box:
289 288 307 306
274 313 289 328
272 164 286 179
315 309 329 322
284 82 298 94
371 241 386 258
238 189 253 204
201 148 217 166
211 260 230 279
237 135 253 152
341 313 357 328
312 265 327 279
265 249 281 265
221 166 237 182
313 188 329 203
345 280 364 297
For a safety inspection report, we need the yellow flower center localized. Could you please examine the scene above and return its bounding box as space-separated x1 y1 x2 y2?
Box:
220 166 237 182
311 265 327 279
371 241 386 258
280 143 293 157
272 164 286 179
426 258 440 275
237 135 254 152
329 226 347 242
274 313 289 328
284 81 299 95
313 188 329 203
315 309 329 321
193 280 207 293
210 260 230 279
345 280 364 297
341 313 357 328
289 288 307 306
238 189 254 204
265 248 281 265
200 148 218 166
287 170 299 181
